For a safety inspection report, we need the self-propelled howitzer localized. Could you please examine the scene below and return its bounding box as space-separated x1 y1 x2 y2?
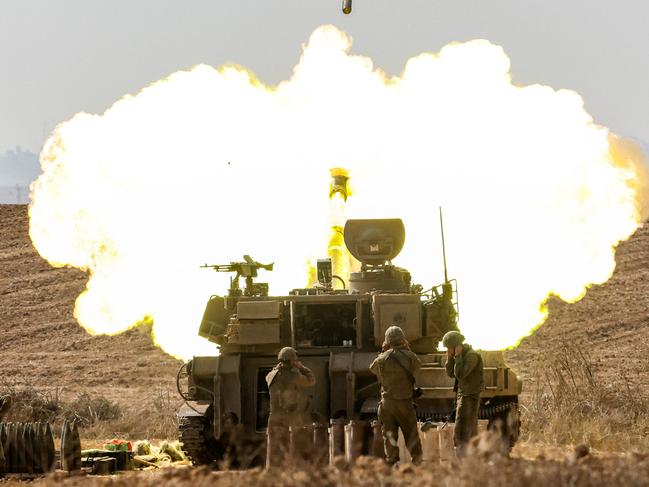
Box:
176 219 522 466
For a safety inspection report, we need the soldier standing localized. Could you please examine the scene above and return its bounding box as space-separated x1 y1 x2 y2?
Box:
370 325 423 465
265 347 316 467
443 330 484 457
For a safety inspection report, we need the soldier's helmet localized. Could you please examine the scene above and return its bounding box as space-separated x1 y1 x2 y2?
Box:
385 325 406 346
278 347 298 362
442 331 465 348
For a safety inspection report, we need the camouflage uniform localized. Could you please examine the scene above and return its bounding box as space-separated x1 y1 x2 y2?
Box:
265 361 315 467
445 343 484 455
370 346 423 464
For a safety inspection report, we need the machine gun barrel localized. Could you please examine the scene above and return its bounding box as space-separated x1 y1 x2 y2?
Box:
201 263 238 272
201 255 273 275
201 255 273 297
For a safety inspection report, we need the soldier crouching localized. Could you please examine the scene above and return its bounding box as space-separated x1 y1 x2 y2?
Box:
370 325 423 465
443 331 484 457
265 347 316 467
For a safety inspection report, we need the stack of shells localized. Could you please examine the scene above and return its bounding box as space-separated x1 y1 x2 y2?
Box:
0 422 56 474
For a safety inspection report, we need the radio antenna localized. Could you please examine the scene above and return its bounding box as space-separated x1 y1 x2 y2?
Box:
439 207 449 283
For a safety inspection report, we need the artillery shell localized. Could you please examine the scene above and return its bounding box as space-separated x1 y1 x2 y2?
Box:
70 421 81 471
0 424 5 474
344 419 368 463
8 423 18 473
0 423 7 474
22 423 33 474
312 422 329 466
16 423 26 473
60 420 69 471
32 422 43 474
369 420 385 458
44 423 55 472
329 417 346 463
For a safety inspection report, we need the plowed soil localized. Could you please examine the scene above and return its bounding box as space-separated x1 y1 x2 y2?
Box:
506 221 649 398
1 203 648 417
0 205 181 412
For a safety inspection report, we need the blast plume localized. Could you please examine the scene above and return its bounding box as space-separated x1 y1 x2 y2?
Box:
29 26 648 358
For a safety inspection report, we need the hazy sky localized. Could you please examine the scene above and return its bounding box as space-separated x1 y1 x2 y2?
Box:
1 0 648 154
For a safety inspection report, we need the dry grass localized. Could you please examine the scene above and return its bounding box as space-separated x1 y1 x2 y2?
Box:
88 387 181 440
0 382 65 423
3 453 649 486
0 382 180 441
521 342 649 451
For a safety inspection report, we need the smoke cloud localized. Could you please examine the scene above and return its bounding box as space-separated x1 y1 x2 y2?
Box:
29 26 648 358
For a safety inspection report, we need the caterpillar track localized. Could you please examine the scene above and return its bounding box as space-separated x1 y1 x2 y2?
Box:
415 400 518 422
416 401 520 447
178 416 221 466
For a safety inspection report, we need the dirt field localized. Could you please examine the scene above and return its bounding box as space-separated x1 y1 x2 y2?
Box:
1 204 649 449
0 205 182 437
506 220 649 399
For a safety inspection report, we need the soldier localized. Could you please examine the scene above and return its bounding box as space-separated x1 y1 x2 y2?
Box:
443 330 484 457
369 325 423 465
265 347 315 467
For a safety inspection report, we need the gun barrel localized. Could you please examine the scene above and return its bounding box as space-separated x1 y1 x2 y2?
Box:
329 167 349 201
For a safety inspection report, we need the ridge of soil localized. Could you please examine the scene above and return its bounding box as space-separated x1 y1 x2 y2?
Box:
506 221 649 396
0 205 181 412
